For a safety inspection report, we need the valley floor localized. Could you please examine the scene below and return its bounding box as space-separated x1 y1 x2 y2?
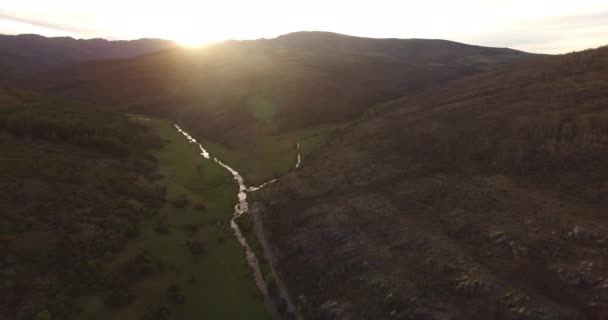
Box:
81 119 270 320
195 121 348 185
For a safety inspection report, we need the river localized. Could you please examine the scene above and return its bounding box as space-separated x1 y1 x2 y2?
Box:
173 124 302 320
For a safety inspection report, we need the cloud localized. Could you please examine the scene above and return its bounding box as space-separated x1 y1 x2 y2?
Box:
0 10 97 36
0 1 606 52
464 11 608 53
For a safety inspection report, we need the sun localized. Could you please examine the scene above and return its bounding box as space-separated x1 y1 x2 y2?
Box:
165 26 231 48
174 35 206 48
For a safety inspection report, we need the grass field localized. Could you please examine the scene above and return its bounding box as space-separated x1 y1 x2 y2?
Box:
200 122 348 185
81 119 270 320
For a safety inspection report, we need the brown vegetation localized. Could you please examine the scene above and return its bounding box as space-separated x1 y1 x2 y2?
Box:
259 46 608 319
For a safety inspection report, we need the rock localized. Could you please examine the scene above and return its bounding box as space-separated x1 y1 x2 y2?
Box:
583 248 599 255
573 226 586 239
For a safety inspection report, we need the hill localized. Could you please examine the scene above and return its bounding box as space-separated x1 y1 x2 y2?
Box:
0 88 167 319
275 31 528 70
19 32 535 182
0 34 175 83
258 46 608 319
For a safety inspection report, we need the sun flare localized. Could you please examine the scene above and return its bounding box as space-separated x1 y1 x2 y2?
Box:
173 34 209 48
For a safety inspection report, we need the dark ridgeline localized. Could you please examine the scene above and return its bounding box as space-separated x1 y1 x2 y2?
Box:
17 31 535 150
0 34 175 83
258 45 608 319
274 31 528 68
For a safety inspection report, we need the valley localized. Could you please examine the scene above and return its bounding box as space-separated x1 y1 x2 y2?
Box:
80 119 272 320
15 32 534 186
0 85 339 320
1 28 608 320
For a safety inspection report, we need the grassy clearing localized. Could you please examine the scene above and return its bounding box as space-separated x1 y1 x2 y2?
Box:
81 119 270 320
201 122 348 185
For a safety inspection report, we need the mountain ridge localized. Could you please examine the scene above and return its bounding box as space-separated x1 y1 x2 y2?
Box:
0 33 176 83
16 31 536 152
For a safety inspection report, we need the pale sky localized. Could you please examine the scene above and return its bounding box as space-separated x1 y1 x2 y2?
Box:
1 0 607 53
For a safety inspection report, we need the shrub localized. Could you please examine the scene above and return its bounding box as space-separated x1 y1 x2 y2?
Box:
104 287 134 307
34 310 52 320
187 239 206 256
171 195 190 209
154 214 169 234
141 306 170 320
167 284 186 304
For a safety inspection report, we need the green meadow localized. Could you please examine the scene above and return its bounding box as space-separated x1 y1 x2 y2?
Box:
200 122 348 186
82 119 270 320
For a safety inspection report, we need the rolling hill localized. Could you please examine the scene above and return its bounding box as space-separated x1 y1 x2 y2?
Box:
18 32 535 182
0 34 175 83
0 88 165 319
22 32 533 135
258 45 608 319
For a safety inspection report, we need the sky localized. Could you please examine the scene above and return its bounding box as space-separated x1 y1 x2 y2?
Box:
1 0 607 53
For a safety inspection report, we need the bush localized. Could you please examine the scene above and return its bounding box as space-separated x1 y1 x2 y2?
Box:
187 239 206 256
34 310 52 320
141 306 170 320
125 222 140 239
167 284 186 304
123 251 156 277
154 214 169 234
104 287 134 307
171 195 190 209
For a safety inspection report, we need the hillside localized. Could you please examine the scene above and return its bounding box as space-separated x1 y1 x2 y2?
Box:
19 32 535 182
23 32 533 132
0 88 276 319
0 88 167 319
275 31 528 70
258 46 608 319
0 34 175 83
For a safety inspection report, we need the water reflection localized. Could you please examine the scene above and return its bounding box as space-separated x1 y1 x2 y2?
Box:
173 123 301 319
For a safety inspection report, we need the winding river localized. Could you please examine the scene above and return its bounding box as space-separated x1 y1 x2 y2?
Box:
173 124 301 320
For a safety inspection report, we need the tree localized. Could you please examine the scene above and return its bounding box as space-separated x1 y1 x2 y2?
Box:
35 310 52 320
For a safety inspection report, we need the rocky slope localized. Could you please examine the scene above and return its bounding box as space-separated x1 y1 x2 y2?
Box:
259 46 608 319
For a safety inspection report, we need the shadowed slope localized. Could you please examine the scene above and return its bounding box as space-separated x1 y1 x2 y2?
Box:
20 32 535 158
0 34 175 83
259 46 608 319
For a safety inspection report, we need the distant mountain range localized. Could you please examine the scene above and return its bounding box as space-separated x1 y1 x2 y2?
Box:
16 31 536 149
0 34 176 83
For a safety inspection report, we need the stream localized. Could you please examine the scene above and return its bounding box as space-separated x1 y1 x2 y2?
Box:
173 124 302 320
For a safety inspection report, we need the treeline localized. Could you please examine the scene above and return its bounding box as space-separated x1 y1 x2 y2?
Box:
0 89 162 157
